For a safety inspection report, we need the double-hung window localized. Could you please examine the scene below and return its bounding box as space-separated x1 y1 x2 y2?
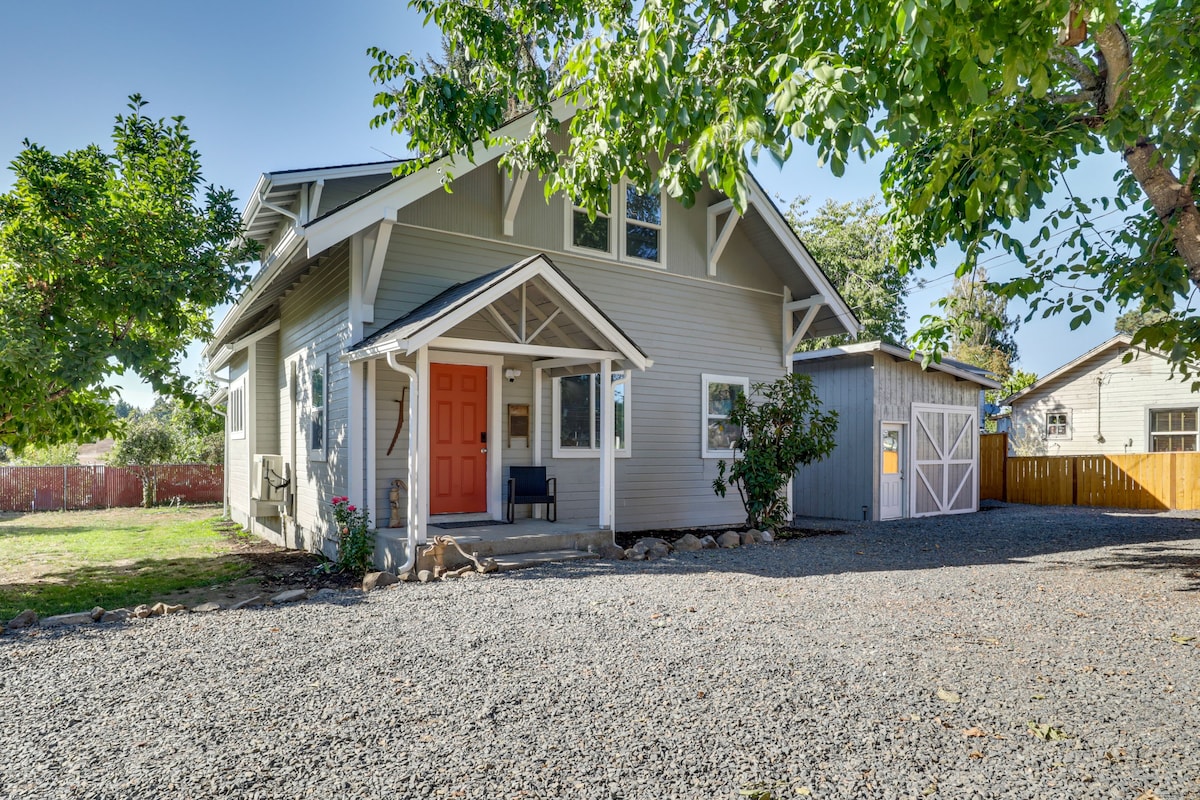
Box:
229 377 246 440
552 371 630 458
308 354 327 461
567 182 663 265
702 374 749 458
1150 407 1197 452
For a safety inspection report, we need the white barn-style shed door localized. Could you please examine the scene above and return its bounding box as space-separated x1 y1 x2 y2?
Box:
910 403 979 517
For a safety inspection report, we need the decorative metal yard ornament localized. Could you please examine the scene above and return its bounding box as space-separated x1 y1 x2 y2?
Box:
386 387 409 456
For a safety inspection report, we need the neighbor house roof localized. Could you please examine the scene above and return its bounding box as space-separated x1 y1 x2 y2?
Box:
791 340 1002 389
1002 334 1135 405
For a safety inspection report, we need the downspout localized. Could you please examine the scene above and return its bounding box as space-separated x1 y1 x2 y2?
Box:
385 352 419 574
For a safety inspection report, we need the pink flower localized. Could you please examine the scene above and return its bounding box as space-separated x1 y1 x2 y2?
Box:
347 505 357 512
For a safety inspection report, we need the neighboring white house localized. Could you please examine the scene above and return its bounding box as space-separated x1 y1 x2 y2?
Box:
205 109 859 567
792 341 1000 520
1004 334 1199 456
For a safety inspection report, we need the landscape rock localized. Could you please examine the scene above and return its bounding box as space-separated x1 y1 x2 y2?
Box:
717 531 742 548
229 595 265 611
740 531 758 546
397 571 413 582
674 534 703 552
760 529 774 543
89 606 106 622
132 604 153 619
40 612 96 628
100 608 132 624
625 549 646 561
699 535 719 549
477 558 499 574
270 589 307 604
417 570 434 584
6 609 38 630
598 543 626 560
191 602 222 613
151 602 187 616
362 571 399 592
310 588 340 601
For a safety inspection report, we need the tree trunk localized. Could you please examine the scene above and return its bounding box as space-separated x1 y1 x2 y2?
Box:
1124 139 1200 286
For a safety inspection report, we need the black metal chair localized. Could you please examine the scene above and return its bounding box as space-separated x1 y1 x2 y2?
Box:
506 466 557 523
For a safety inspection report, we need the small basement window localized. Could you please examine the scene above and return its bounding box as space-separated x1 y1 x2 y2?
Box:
1045 411 1070 439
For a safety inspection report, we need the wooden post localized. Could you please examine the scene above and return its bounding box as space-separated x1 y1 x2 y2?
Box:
1071 457 1079 506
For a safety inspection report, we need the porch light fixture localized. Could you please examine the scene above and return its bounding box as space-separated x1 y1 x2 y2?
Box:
505 368 522 383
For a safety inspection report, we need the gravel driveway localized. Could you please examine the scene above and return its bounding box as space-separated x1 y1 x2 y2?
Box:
2 503 1198 799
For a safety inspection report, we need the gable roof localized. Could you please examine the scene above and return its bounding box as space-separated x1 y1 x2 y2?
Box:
346 252 651 371
792 340 1002 389
1002 335 1137 404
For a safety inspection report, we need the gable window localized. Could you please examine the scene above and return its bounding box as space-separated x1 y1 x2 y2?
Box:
566 182 664 265
1150 407 1197 452
229 377 246 440
1045 410 1070 439
309 355 327 461
702 374 749 458
552 371 629 458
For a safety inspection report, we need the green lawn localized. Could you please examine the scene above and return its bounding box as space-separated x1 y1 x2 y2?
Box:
0 506 253 620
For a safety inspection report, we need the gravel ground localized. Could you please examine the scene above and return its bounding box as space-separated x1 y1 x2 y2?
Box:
2 503 1199 800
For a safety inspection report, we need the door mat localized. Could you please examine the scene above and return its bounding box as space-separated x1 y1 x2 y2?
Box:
431 520 500 529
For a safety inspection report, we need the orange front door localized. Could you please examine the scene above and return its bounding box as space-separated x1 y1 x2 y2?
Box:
430 363 488 514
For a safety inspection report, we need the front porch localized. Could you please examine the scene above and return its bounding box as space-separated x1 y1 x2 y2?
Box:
376 515 611 574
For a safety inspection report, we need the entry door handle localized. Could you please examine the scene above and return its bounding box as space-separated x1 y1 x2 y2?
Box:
481 448 488 453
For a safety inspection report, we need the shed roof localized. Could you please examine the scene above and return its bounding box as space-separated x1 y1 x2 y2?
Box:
792 341 1002 389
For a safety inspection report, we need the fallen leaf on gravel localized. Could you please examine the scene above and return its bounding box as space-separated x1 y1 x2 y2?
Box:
1134 790 1160 800
936 687 961 704
1027 722 1070 741
697 691 706 699
922 783 937 796
794 788 811 796
1169 634 1195 645
962 727 987 738
650 613 663 620
968 751 984 759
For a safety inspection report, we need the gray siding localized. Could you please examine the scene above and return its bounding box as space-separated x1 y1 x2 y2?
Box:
227 354 251 528
1010 345 1199 455
277 243 351 556
254 334 280 457
369 218 788 530
792 356 875 520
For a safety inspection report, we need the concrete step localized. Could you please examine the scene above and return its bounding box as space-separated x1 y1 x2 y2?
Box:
490 549 600 572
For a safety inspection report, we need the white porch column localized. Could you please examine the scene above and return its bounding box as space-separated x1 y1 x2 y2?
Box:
415 347 431 545
532 367 544 519
599 358 615 530
367 360 377 520
348 361 365 506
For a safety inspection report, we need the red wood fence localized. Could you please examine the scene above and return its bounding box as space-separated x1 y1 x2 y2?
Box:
0 465 223 512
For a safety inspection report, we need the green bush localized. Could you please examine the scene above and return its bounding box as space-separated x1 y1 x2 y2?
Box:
712 374 838 530
330 496 375 576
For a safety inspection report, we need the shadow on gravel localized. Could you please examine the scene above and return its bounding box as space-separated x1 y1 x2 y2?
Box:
503 503 1200 591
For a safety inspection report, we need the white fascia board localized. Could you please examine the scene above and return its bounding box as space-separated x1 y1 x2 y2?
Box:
206 320 282 371
304 97 572 258
1002 334 1134 404
792 340 1001 389
268 161 403 186
746 178 861 337
204 229 305 359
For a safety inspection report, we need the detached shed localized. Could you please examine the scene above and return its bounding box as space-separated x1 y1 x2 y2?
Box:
792 342 1001 520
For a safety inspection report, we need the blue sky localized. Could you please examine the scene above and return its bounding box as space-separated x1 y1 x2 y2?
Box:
1 1 1126 407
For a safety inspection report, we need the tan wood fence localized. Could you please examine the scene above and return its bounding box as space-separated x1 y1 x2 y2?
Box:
979 434 1200 510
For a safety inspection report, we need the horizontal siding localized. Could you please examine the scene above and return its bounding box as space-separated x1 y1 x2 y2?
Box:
371 225 787 530
278 243 351 556
255 334 280 457
227 353 251 528
1011 345 1197 456
792 356 875 520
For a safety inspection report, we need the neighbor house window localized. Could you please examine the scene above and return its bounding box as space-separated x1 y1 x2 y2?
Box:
552 371 629 458
1045 411 1070 439
309 355 327 461
566 182 664 265
702 374 749 458
1150 407 1197 452
229 377 246 440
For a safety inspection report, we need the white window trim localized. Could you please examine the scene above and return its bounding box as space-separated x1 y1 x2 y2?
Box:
551 371 631 459
563 180 665 268
229 376 247 441
1148 406 1199 453
308 352 328 463
1045 409 1071 440
702 374 750 458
